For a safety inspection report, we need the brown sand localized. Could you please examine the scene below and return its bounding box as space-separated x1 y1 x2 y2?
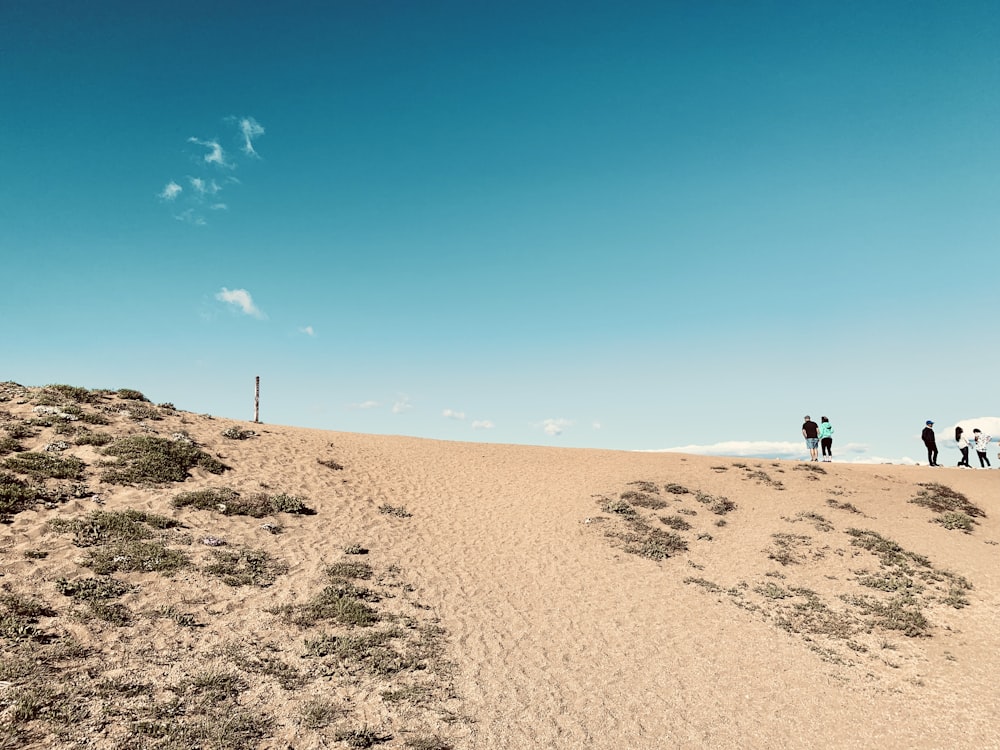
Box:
1 385 998 749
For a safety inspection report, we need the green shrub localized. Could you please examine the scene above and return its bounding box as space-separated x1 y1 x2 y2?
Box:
75 430 113 447
0 436 24 455
48 509 180 547
6 422 35 439
204 548 287 587
0 472 44 518
116 388 148 401
56 577 134 601
1 452 86 480
221 426 256 440
101 436 227 484
173 488 311 517
82 541 189 576
46 384 100 403
912 483 985 519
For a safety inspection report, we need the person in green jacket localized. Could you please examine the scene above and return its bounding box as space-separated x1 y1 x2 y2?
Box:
819 416 834 462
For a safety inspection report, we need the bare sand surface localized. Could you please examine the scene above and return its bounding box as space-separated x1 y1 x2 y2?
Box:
1 384 998 749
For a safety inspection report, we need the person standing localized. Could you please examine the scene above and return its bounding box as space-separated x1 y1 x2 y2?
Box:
922 420 939 466
802 415 820 461
955 426 971 467
819 416 834 462
972 429 992 468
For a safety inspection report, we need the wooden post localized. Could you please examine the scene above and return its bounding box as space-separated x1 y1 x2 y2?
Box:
254 376 260 423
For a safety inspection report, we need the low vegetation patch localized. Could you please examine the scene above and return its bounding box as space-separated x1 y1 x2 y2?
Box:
318 458 344 470
173 487 312 517
48 509 181 547
911 483 985 531
620 490 667 509
0 471 46 520
204 547 288 587
379 503 412 518
56 576 134 601
221 426 257 440
1 451 86 481
101 435 227 484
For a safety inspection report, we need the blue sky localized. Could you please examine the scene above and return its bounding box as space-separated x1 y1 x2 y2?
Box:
2 1 998 463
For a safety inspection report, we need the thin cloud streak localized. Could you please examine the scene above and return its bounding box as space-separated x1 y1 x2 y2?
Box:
238 116 265 156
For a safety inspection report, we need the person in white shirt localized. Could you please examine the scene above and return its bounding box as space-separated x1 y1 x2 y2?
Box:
972 429 992 468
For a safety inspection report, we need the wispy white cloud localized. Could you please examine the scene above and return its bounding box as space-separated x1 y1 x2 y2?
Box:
351 400 381 410
592 421 602 430
188 137 231 168
443 409 465 420
472 420 495 430
238 116 265 157
159 181 182 201
392 395 412 414
215 287 265 319
541 418 571 436
161 117 264 224
299 326 315 337
175 208 205 226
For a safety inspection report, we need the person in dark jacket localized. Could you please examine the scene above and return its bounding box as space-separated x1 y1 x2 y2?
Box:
922 420 939 466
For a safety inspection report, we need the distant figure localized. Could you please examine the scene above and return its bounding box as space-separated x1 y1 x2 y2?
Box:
972 429 992 468
922 420 939 466
802 415 820 461
819 416 834 462
955 426 970 467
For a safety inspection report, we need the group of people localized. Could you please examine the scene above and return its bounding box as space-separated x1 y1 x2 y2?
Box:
801 416 834 462
800 416 993 467
921 420 993 468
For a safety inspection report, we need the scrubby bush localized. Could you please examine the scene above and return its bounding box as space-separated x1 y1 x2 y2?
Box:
221 426 256 440
172 487 311 517
1 452 86 481
116 388 148 401
101 436 227 484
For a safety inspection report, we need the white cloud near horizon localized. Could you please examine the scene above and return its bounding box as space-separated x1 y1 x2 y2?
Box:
159 181 182 200
443 409 465 420
238 116 265 156
647 440 873 461
392 395 412 414
299 326 315 336
472 420 495 430
351 400 381 410
215 287 265 319
542 418 571 436
937 417 1000 445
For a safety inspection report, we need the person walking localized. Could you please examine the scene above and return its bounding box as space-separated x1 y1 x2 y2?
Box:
802 415 820 461
972 429 992 468
955 426 971 467
819 416 834 462
922 420 939 466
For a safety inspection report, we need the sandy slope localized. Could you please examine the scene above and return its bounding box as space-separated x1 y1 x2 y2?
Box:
1 387 998 749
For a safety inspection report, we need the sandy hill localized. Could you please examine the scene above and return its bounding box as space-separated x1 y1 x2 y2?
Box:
1 382 998 749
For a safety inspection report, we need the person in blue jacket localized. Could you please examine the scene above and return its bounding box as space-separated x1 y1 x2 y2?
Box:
819 417 834 462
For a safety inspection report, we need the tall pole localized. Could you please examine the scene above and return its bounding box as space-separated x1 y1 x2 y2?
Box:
254 376 260 423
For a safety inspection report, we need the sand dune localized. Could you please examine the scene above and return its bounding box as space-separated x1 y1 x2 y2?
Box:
1 383 998 749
